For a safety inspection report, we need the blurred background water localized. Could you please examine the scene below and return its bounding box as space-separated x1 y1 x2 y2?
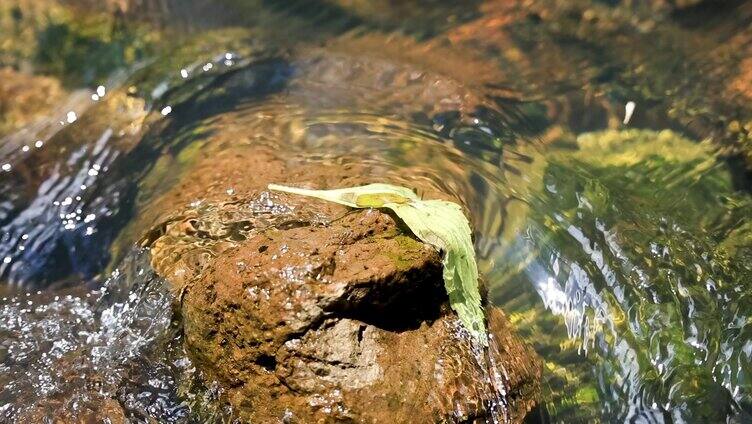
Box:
0 0 751 422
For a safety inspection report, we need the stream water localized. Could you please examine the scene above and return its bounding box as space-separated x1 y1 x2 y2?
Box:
1 1 751 422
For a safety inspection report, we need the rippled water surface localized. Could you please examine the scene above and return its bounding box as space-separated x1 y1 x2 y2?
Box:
1 0 751 422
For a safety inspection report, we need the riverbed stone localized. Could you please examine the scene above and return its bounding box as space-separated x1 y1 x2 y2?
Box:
137 144 541 422
178 204 540 423
0 67 64 136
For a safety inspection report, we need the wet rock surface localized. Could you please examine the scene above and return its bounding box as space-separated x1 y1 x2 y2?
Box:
137 145 541 422
180 215 539 422
17 397 127 424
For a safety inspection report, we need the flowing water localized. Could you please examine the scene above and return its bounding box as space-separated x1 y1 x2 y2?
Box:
1 0 751 422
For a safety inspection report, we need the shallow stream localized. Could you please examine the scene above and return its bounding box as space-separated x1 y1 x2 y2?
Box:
1 1 751 422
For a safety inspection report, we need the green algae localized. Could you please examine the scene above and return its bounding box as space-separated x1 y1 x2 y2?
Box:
382 234 428 272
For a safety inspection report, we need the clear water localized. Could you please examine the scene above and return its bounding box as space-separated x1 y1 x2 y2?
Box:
0 1 751 422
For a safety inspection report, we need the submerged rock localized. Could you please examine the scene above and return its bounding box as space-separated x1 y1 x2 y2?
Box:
0 67 64 136
138 145 541 422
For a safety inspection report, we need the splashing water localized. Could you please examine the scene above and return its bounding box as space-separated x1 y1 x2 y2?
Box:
0 249 193 421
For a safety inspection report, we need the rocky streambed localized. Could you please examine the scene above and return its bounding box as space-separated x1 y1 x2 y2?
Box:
0 19 547 418
10 0 750 420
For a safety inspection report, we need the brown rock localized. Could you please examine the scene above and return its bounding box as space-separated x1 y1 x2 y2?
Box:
16 397 126 424
175 201 539 423
136 144 540 422
0 67 65 136
729 56 752 102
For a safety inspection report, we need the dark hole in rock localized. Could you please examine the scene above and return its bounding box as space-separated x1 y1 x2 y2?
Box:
276 220 313 230
255 353 277 372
